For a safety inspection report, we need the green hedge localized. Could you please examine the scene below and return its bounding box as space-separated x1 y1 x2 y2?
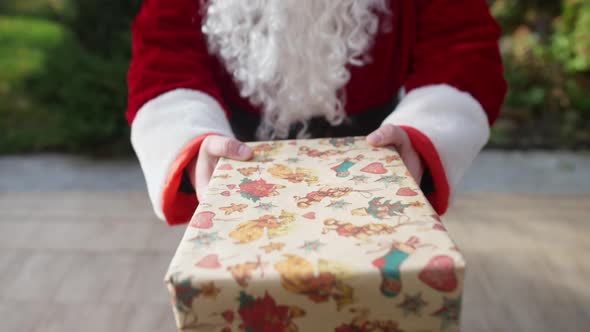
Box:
0 16 66 152
490 0 590 148
0 0 589 154
24 35 133 155
0 0 140 155
22 0 141 155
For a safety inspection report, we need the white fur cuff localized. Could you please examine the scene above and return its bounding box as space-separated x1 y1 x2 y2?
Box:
382 84 490 196
131 89 234 220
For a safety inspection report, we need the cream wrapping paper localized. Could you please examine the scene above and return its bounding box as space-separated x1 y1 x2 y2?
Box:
165 137 465 332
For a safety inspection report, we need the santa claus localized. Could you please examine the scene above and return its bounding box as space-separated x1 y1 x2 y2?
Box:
127 0 506 225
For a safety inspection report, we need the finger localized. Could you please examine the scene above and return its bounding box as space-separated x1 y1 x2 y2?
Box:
396 134 424 184
366 123 406 147
367 125 424 183
402 150 423 184
187 154 198 191
203 136 253 160
195 145 218 202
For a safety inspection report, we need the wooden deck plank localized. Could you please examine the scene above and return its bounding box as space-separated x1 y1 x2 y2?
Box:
0 192 588 331
444 193 590 332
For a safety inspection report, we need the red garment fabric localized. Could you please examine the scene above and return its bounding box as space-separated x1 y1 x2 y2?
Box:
161 133 219 225
127 0 507 224
399 125 449 214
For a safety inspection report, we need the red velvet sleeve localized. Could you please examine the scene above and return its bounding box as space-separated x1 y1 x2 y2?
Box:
392 0 507 215
126 0 229 124
408 0 507 124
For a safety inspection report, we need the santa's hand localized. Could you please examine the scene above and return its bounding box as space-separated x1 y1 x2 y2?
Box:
189 136 253 202
366 124 424 184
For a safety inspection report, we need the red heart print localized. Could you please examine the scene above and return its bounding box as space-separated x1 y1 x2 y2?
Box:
418 255 458 292
221 191 231 196
303 212 316 220
361 162 387 174
221 310 234 323
190 211 215 229
433 223 447 231
227 184 236 190
396 187 418 196
218 163 233 170
195 254 222 269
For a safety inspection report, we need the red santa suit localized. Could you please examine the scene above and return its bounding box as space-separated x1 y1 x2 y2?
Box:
127 0 507 225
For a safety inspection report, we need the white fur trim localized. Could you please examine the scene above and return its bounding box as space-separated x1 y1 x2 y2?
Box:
383 84 490 196
131 89 234 221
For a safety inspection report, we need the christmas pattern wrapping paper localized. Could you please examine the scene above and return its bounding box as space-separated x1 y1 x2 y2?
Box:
165 137 465 332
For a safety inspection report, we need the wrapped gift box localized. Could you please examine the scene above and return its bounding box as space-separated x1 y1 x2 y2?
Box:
165 137 465 332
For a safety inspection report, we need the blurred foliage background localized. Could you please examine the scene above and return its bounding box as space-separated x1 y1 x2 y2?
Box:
0 0 588 155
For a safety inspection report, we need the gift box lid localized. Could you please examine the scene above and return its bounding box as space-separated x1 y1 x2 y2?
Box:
165 137 465 332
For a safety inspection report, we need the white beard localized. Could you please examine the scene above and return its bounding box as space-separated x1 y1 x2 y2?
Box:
202 0 390 139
